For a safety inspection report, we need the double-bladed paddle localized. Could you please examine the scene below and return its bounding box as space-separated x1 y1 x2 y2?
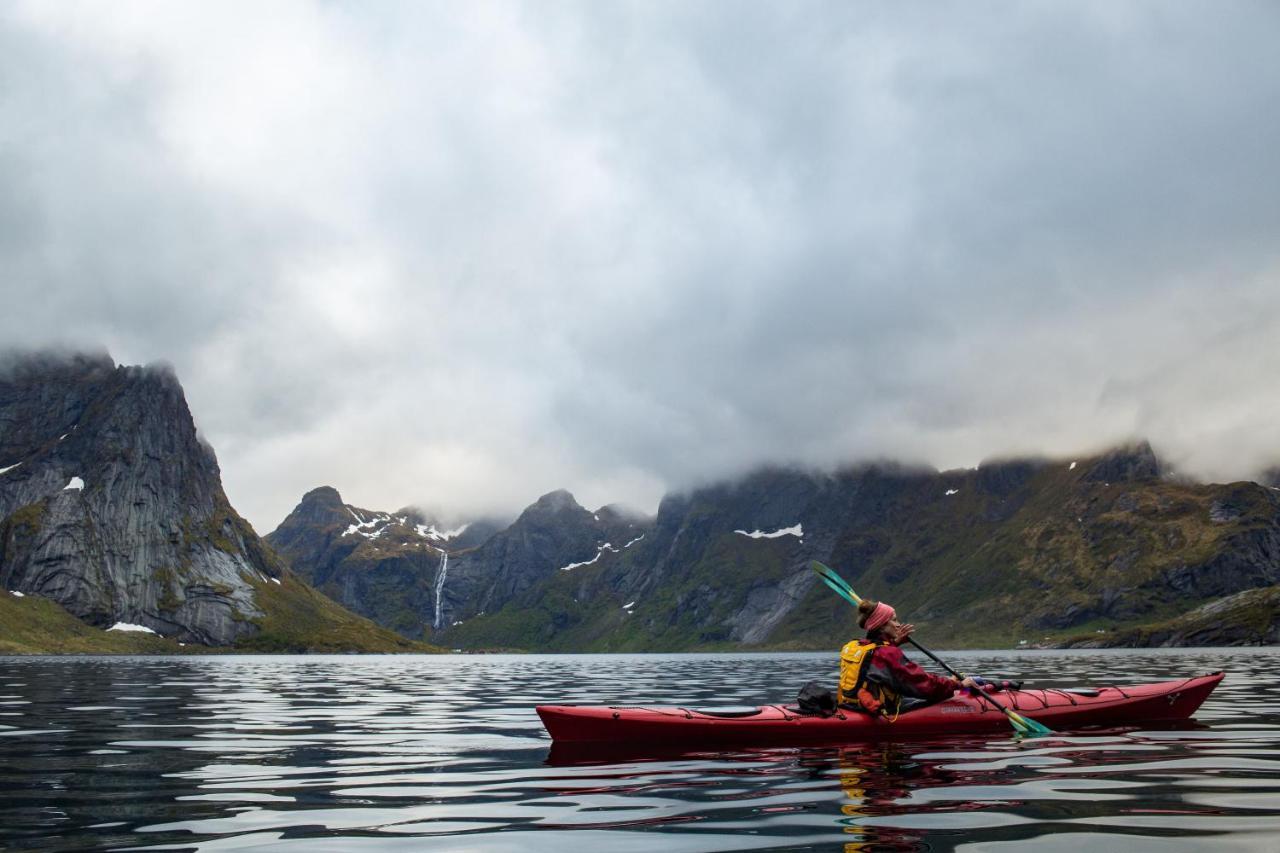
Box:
811 560 1053 737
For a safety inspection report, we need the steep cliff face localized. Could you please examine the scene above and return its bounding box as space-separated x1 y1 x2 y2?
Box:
0 351 430 653
0 352 274 645
265 486 507 638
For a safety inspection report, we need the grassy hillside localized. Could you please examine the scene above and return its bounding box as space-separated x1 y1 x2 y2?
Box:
238 572 441 653
0 593 189 654
0 576 445 655
1056 585 1280 648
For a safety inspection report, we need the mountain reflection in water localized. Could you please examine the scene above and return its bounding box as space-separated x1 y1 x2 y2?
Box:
0 648 1277 852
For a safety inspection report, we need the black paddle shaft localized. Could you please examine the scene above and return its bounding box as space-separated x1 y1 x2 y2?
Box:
906 638 964 678
905 637 1029 723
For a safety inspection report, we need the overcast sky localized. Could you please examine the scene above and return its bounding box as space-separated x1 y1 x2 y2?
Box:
3 1 1279 531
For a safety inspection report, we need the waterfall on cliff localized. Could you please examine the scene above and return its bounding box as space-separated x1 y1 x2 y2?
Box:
433 550 449 630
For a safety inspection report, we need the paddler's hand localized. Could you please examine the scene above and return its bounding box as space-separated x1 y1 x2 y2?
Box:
953 676 978 689
893 622 915 645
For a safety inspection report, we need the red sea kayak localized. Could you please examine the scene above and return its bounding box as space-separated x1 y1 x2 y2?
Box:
537 672 1224 744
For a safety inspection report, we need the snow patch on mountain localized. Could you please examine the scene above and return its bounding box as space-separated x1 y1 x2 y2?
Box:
344 508 392 539
416 522 470 541
734 524 803 539
560 542 621 571
107 622 156 634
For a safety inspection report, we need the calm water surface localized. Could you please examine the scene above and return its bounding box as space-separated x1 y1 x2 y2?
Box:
1 649 1277 852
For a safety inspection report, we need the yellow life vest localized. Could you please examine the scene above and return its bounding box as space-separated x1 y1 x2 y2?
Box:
838 639 901 715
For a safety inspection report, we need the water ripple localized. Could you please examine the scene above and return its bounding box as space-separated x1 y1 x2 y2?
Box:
0 648 1277 851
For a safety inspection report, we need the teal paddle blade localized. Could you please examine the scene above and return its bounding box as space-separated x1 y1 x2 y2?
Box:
817 573 859 607
810 561 860 602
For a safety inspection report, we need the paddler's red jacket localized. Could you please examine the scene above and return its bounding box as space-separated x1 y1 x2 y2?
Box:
861 643 956 703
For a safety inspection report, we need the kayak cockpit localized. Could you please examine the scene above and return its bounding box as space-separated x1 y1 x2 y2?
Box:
689 707 766 718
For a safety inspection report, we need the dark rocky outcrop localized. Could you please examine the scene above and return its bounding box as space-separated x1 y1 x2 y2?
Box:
0 352 275 645
1081 440 1161 483
975 457 1047 496
1056 585 1280 648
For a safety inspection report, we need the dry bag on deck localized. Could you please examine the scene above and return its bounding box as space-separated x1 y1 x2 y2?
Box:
796 681 837 716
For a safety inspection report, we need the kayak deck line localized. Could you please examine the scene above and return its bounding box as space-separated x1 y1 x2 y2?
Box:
537 672 1225 745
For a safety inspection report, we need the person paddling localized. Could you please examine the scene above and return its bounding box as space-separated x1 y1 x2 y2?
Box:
838 599 977 717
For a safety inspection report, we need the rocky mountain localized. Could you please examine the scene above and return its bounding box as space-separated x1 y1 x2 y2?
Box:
265 485 501 638
265 485 649 641
0 351 431 653
437 491 651 637
425 442 1280 651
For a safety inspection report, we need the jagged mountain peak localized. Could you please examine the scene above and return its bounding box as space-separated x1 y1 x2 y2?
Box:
973 457 1048 496
963 440 1163 491
302 485 344 504
391 505 428 524
0 347 115 381
530 488 583 513
594 503 653 524
271 486 353 537
0 351 114 465
273 491 449 545
1080 439 1161 483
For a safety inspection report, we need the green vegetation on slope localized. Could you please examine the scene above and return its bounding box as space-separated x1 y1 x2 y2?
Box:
1056 585 1280 648
237 572 443 653
0 577 445 655
0 593 188 654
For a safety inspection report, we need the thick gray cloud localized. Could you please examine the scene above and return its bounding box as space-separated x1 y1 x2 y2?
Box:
3 1 1279 531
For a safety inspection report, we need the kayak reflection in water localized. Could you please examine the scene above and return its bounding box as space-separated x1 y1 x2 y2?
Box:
833 743 932 851
830 741 993 851
839 599 978 718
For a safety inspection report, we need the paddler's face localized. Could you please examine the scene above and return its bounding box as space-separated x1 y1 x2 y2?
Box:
882 619 905 643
